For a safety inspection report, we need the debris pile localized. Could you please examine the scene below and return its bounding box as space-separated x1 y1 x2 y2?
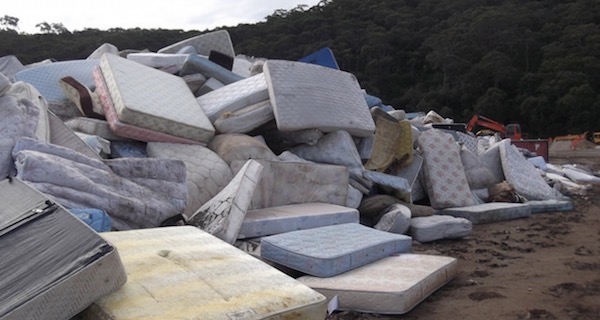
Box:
1 30 598 319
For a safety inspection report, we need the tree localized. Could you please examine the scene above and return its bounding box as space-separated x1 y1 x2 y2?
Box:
35 22 70 34
0 15 19 31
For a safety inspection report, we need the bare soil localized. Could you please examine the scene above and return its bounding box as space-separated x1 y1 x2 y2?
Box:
329 153 600 320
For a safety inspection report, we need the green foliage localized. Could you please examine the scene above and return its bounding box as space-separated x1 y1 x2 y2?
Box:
1 0 599 137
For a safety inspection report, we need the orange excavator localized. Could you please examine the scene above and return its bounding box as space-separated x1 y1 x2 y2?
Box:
466 115 523 140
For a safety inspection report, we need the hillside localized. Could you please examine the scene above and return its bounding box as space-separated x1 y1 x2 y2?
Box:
1 0 599 137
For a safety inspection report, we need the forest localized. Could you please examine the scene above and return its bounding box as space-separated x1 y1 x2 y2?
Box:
0 0 599 138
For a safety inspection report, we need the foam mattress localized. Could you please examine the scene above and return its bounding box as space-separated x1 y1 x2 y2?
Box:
80 226 327 320
260 223 412 277
238 202 360 239
99 53 214 143
297 254 458 314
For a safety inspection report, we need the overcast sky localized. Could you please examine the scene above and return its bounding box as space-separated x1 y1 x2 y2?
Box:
3 0 322 34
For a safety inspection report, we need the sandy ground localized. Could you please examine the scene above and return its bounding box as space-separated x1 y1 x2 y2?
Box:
329 151 600 320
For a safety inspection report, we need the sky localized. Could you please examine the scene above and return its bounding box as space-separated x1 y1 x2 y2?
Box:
3 0 323 34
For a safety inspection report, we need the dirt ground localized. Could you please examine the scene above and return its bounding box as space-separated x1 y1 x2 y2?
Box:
329 151 600 320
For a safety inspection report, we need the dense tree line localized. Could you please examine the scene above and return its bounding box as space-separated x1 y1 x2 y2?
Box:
1 0 599 138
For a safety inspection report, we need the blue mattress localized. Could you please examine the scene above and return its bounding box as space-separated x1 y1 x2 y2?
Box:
15 60 99 104
260 223 412 277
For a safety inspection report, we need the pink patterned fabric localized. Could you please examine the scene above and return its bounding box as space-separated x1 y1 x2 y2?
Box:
418 129 475 209
93 67 201 145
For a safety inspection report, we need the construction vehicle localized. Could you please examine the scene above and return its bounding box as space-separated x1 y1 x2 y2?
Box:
466 115 523 140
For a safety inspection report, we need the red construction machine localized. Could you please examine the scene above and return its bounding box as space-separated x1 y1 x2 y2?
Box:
465 115 523 140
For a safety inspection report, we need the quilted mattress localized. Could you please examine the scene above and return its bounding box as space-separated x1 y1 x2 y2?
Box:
238 202 360 239
440 202 532 224
98 54 214 143
80 226 327 320
263 60 375 137
195 72 269 121
145 142 233 219
418 129 475 209
157 29 235 58
499 139 563 200
260 223 412 277
15 59 98 104
297 254 458 314
93 67 203 144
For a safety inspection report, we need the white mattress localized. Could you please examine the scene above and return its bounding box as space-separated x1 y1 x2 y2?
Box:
297 254 458 314
126 52 189 73
229 159 350 210
99 53 214 143
93 67 204 144
146 142 233 219
417 129 475 209
186 160 263 244
238 202 359 239
213 100 274 133
157 29 235 58
260 223 412 277
80 226 327 320
409 215 472 243
196 72 269 121
264 60 375 137
499 139 564 200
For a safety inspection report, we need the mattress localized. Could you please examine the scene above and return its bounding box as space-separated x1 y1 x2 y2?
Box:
396 120 414 167
195 73 269 121
180 53 244 84
456 131 478 154
86 43 118 60
290 130 364 171
0 55 25 80
48 110 103 160
417 129 475 209
364 110 404 172
0 178 126 320
263 60 375 137
14 59 99 104
480 140 505 184
158 29 235 58
260 223 412 277
196 77 225 96
93 67 203 144
208 133 279 165
440 202 532 224
373 203 412 234
238 202 360 239
527 199 574 213
499 139 562 200
79 226 327 320
186 160 263 244
59 76 104 119
230 159 350 210
98 53 214 142
409 215 472 243
5 80 50 143
297 254 458 314
146 142 233 219
298 47 340 70
213 100 274 133
126 52 189 71
65 117 128 141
